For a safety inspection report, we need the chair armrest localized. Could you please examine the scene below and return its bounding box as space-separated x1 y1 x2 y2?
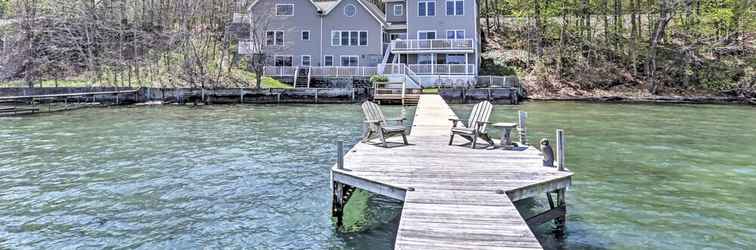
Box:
363 120 382 124
475 121 492 125
385 117 406 121
449 118 462 128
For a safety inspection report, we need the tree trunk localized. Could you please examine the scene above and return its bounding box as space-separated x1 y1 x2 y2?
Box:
647 0 676 94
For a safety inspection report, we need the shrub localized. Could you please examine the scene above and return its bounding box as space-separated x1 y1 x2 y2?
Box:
369 74 388 83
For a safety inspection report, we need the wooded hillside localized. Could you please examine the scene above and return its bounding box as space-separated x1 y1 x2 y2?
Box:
480 0 755 97
0 0 256 89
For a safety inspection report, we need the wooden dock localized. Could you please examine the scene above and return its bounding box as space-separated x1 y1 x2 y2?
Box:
331 95 573 249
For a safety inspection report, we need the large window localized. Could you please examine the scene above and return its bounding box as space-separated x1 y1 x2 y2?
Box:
301 55 311 66
340 56 359 66
324 55 334 66
394 4 404 16
418 31 436 40
359 31 368 46
390 33 406 41
446 30 465 39
274 55 293 66
276 4 294 16
331 31 368 46
266 31 284 46
417 54 433 64
446 0 463 16
445 54 466 64
418 0 435 16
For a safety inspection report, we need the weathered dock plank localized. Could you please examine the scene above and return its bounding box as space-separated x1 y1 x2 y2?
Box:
332 95 573 249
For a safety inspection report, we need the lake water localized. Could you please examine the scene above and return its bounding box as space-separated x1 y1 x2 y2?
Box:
1 102 755 249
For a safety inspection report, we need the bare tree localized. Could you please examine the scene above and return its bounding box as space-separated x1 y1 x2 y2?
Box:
647 0 680 94
246 14 270 90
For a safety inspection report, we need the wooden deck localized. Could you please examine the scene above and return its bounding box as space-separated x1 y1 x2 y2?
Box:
331 95 573 249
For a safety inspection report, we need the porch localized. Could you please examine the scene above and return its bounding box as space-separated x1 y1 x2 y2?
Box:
391 39 475 53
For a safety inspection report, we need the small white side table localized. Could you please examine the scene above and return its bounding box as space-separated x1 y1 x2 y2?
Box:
492 123 518 150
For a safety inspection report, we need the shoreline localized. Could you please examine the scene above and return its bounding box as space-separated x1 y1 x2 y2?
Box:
528 95 756 105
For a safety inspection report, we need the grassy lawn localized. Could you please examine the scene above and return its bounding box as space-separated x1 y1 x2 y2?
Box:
422 88 439 94
0 79 92 88
231 69 292 89
1 70 292 89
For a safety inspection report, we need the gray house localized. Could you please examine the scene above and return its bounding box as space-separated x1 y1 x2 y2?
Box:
237 0 481 87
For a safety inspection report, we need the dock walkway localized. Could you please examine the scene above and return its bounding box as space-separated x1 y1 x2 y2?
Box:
331 95 573 249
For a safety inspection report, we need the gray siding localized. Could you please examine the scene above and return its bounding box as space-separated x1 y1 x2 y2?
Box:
406 0 479 70
322 0 384 66
406 0 476 40
249 0 322 66
386 2 406 24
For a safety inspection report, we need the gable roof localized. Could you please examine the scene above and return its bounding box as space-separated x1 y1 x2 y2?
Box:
322 0 386 26
248 0 386 26
247 0 324 12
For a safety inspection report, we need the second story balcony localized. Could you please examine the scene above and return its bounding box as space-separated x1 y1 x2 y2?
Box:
391 39 475 53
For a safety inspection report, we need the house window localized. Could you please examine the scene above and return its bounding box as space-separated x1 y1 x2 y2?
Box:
350 31 359 46
446 54 466 64
446 30 465 39
340 56 359 66
446 0 463 16
301 30 310 41
274 55 293 66
266 31 284 46
359 31 368 46
418 0 435 17
344 4 357 17
394 4 404 16
301 55 311 66
418 54 433 64
418 31 436 40
331 32 340 46
276 4 294 16
324 55 334 66
331 30 368 46
390 33 405 40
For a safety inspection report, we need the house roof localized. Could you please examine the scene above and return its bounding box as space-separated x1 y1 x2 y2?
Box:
321 0 386 26
312 1 340 12
248 0 386 26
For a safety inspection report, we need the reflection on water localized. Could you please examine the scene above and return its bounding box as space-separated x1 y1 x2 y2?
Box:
455 102 756 249
0 104 410 249
2 102 755 249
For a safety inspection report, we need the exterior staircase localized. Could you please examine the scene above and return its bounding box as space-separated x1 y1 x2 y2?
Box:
373 81 421 105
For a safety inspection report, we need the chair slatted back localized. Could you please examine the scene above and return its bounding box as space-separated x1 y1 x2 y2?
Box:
467 101 493 133
362 101 386 130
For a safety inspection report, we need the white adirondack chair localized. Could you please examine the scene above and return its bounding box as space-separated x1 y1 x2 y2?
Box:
361 101 408 147
448 101 495 149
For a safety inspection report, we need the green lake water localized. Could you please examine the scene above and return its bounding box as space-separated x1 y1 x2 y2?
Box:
1 102 755 249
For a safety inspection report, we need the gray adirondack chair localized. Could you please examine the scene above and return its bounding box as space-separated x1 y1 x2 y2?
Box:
448 101 495 149
361 101 408 147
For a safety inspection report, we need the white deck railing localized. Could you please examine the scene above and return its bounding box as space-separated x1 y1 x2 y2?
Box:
263 66 377 77
378 63 422 88
408 64 475 75
391 39 475 51
309 67 377 77
232 13 251 23
476 75 521 88
238 40 254 55
263 66 298 76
